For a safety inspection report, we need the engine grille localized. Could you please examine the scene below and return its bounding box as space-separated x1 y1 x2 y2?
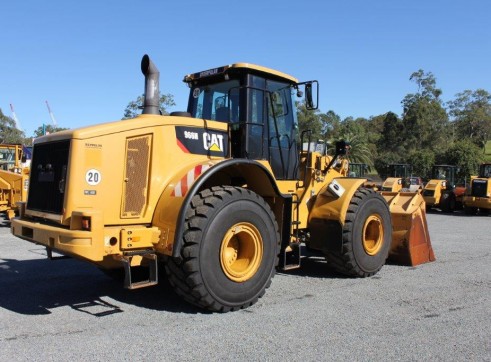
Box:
121 135 152 218
471 179 488 197
27 140 70 214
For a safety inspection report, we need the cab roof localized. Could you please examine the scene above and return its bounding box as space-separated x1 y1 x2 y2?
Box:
184 63 298 84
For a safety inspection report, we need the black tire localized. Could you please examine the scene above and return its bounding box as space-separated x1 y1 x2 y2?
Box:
164 186 280 312
440 192 455 213
324 188 392 277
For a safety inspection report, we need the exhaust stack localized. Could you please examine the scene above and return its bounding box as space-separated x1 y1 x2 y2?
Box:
141 54 160 115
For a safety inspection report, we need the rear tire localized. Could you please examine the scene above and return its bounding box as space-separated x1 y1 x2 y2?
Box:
324 188 392 277
165 186 280 312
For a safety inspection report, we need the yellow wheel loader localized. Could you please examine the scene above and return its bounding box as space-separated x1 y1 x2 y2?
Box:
0 144 31 219
463 163 491 215
11 55 434 312
423 165 465 213
380 163 422 192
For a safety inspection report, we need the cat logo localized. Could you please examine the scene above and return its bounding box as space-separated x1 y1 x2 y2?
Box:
175 126 228 157
203 132 224 152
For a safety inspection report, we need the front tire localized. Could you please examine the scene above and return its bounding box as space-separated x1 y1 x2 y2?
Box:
440 192 455 213
325 188 392 277
165 186 280 312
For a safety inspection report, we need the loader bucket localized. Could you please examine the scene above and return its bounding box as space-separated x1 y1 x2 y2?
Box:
380 191 435 266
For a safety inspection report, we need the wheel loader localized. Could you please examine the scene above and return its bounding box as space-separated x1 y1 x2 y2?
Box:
0 144 31 219
10 55 434 312
380 164 422 192
422 165 465 212
463 163 491 215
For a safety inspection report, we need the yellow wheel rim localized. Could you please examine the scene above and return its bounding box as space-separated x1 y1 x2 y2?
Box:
220 222 263 282
362 215 384 256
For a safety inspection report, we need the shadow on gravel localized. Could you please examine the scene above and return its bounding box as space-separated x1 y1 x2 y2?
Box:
0 246 350 316
276 246 346 279
0 253 203 316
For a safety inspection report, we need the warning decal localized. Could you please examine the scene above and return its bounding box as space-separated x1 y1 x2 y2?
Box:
171 164 211 197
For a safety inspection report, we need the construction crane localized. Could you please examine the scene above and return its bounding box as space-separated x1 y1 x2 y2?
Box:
45 100 57 126
9 103 21 130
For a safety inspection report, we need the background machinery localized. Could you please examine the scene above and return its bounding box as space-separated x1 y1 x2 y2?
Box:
10 55 434 312
463 163 491 215
381 163 422 192
0 144 31 219
348 163 368 178
422 165 465 212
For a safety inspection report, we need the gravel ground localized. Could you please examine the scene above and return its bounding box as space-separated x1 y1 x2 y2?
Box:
0 211 489 361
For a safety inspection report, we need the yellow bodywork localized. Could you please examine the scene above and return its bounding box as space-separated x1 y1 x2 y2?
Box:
422 179 445 207
12 115 229 266
381 177 403 192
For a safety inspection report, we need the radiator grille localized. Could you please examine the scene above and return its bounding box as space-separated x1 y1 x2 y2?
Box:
27 140 70 214
471 179 488 197
121 135 152 218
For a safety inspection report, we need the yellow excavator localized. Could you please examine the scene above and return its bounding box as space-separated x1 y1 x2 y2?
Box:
10 55 434 312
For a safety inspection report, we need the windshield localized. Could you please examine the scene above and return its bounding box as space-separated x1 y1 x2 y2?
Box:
480 164 491 178
188 80 240 122
0 147 16 170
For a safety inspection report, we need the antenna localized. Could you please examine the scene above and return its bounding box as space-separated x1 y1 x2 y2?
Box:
45 100 57 126
9 103 21 130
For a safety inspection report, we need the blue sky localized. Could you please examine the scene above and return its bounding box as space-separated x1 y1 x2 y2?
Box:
2 0 490 136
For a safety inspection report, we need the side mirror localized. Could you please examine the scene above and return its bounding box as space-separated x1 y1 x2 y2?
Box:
298 81 319 110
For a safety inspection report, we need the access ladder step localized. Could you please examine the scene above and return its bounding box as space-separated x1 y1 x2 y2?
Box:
119 253 158 290
281 242 302 270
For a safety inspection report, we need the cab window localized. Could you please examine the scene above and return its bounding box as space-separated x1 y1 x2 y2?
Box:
188 80 240 122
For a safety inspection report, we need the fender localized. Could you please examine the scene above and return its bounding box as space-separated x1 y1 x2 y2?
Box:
308 177 367 253
171 158 289 258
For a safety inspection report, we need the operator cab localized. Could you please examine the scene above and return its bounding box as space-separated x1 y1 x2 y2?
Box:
431 165 460 188
386 163 412 178
184 63 317 180
478 163 491 178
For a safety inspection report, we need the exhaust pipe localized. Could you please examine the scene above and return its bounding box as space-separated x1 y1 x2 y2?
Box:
141 54 160 115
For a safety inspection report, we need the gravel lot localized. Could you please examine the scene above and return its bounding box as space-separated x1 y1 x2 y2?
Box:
1 211 490 361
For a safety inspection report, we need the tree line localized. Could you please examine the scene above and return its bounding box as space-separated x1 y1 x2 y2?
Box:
298 69 491 181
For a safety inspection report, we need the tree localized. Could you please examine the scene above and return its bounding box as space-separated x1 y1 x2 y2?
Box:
447 89 491 148
296 101 323 142
0 108 26 144
32 125 69 138
407 149 436 180
320 110 342 140
123 94 176 119
401 70 449 152
440 139 485 182
332 117 373 166
377 112 405 155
